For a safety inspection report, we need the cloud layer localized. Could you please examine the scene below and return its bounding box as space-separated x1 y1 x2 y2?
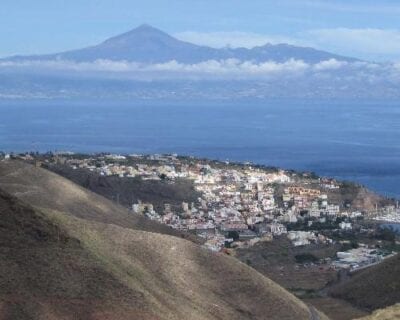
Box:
2 57 400 100
1 58 399 84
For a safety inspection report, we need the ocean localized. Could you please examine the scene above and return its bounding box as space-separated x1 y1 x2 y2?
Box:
0 99 399 199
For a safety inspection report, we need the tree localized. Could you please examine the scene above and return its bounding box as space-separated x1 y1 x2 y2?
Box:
227 231 239 241
295 254 318 263
377 227 396 243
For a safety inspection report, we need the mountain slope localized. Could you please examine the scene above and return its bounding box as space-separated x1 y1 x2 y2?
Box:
356 304 400 320
329 253 400 311
0 160 326 320
5 24 356 64
0 160 201 244
0 189 155 319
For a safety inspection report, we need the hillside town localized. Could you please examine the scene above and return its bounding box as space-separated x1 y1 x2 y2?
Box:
1 151 399 274
55 154 335 244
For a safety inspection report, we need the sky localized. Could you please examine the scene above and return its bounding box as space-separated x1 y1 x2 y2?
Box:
1 0 400 62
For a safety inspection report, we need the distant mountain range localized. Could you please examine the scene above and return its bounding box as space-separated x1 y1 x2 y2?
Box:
1 25 399 100
5 24 357 64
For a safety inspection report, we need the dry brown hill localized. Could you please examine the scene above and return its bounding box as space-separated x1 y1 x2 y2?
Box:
355 304 400 320
0 160 325 320
0 160 201 244
329 253 400 311
0 189 154 319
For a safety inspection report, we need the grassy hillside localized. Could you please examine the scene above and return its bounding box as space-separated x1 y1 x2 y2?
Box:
0 189 156 319
0 160 201 244
0 160 324 320
329 254 400 311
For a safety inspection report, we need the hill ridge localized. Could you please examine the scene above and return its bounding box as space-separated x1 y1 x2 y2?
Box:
0 160 201 243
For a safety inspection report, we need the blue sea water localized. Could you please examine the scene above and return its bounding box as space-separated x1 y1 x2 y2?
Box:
0 99 399 198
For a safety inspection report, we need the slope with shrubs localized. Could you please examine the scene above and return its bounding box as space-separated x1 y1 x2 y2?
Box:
46 163 202 212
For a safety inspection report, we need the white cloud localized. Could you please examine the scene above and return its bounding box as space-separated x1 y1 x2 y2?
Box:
149 59 309 75
313 59 348 71
0 59 140 72
1 58 399 83
0 58 312 79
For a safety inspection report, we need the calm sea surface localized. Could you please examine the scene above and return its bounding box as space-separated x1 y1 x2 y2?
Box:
1 100 399 198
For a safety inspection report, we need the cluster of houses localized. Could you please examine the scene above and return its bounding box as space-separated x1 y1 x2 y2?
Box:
373 204 400 223
43 153 358 251
0 153 11 161
287 231 333 247
332 246 396 271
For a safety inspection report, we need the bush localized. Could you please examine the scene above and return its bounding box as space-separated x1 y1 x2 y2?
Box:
227 231 239 241
341 240 359 251
377 227 396 243
295 253 318 263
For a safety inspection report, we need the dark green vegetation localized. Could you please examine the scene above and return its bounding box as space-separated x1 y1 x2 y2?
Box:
0 160 323 320
287 217 348 231
47 164 201 212
325 225 400 253
295 253 319 263
376 227 397 243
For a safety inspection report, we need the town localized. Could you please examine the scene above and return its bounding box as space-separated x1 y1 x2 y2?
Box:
1 151 399 271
